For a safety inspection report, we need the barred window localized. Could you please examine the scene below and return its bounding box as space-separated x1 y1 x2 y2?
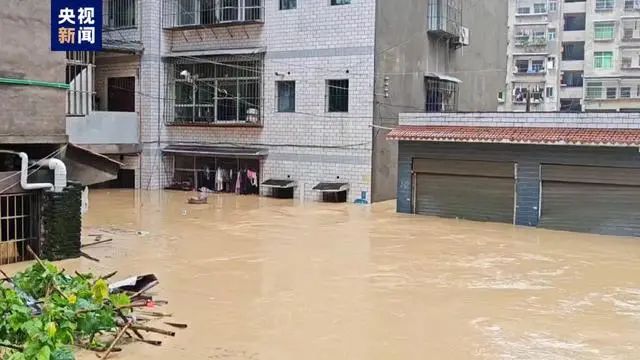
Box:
425 77 458 112
595 0 614 10
167 55 262 125
594 22 615 40
105 0 137 29
594 51 614 69
331 0 351 5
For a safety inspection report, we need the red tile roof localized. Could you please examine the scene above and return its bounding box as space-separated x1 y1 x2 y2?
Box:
387 126 640 147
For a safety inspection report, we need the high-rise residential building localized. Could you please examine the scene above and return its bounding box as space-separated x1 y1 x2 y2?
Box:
65 0 507 202
502 0 640 112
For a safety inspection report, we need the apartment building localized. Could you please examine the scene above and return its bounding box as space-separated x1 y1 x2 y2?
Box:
502 0 640 112
80 0 506 202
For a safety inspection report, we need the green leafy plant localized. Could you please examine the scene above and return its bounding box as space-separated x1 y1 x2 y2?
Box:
1 261 132 360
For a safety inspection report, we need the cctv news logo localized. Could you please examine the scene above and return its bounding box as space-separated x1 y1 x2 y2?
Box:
51 0 103 51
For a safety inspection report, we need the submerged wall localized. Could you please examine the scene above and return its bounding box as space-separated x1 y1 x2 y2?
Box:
40 183 83 260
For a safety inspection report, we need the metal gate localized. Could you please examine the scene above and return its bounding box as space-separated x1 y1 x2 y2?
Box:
0 193 40 265
540 165 640 237
412 159 516 223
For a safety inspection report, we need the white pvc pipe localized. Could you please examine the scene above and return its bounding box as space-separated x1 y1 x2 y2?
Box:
18 153 54 191
36 159 67 192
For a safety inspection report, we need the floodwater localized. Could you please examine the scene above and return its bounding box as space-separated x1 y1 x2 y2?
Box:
5 189 640 359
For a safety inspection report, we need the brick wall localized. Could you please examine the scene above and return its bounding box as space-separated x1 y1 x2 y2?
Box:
399 112 640 128
40 183 83 261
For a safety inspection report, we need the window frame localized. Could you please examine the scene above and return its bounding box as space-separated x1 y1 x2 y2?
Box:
279 0 296 10
326 79 349 113
594 51 614 70
331 0 351 5
595 0 614 10
594 22 615 41
276 80 296 113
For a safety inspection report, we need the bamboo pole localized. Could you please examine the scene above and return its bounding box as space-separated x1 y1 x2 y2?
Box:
130 325 175 337
81 239 113 248
99 323 130 359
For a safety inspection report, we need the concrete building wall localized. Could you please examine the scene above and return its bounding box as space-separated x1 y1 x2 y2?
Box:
396 142 640 227
452 0 509 111
371 0 508 202
0 0 67 144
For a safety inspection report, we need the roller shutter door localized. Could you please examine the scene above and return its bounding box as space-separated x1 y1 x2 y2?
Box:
540 165 640 237
413 159 515 223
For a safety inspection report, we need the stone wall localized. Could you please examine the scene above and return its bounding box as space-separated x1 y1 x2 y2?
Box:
40 183 83 261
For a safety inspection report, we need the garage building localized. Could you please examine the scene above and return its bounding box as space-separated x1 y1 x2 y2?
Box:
391 122 640 237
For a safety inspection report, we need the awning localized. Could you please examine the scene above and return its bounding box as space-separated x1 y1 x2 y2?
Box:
162 144 268 158
61 143 123 186
312 182 349 192
387 126 640 147
103 40 144 54
262 179 297 188
165 47 265 58
424 72 463 84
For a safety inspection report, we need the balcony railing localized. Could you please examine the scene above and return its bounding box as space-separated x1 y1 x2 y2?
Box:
103 0 138 30
164 55 263 126
162 0 263 29
427 0 462 38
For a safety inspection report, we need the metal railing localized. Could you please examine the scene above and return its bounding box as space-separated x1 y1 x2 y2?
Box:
66 52 96 116
427 0 462 37
0 193 40 265
162 0 263 29
164 55 263 125
103 0 138 30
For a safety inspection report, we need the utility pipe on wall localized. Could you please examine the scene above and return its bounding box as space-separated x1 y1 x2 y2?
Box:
0 150 67 192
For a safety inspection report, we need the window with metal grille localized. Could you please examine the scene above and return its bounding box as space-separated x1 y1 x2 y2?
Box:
595 0 614 10
327 80 349 112
280 0 296 10
606 87 617 99
621 87 632 98
586 82 603 99
276 81 295 112
167 55 262 125
517 7 530 14
166 0 262 27
533 3 546 13
425 77 459 112
105 0 137 29
594 22 615 40
0 193 39 265
331 0 351 5
594 51 614 69
66 51 95 116
625 0 640 10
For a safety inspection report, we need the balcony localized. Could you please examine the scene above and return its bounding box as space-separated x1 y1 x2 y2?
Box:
515 0 548 17
622 20 640 42
511 82 546 105
427 0 462 38
162 0 263 30
625 0 640 11
621 49 640 69
164 55 263 127
513 57 547 76
66 111 140 154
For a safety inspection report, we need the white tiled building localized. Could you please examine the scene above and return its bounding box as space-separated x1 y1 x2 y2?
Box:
67 0 505 202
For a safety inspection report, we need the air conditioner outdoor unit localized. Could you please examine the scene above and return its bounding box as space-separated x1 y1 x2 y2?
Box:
459 26 470 46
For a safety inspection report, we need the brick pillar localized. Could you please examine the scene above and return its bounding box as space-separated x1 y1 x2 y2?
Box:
40 182 82 260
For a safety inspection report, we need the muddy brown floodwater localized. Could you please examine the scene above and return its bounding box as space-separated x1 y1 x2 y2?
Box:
4 189 640 359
